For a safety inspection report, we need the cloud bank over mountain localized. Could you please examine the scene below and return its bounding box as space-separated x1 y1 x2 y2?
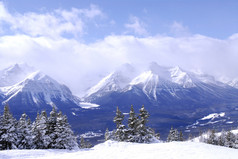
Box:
0 2 238 95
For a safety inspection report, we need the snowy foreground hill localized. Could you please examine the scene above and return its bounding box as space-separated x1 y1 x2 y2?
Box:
0 141 238 159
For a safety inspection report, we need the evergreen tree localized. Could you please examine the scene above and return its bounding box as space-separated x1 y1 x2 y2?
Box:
167 126 179 142
31 112 41 149
113 107 126 141
80 136 86 148
0 104 18 150
113 106 124 129
17 113 33 149
234 134 238 149
135 105 154 143
207 129 217 145
47 107 58 148
188 133 193 141
127 105 139 142
32 111 51 149
105 128 110 141
139 105 149 128
128 105 138 130
111 105 157 143
155 132 160 140
225 130 235 148
179 131 184 141
79 136 92 148
54 111 78 150
217 130 226 146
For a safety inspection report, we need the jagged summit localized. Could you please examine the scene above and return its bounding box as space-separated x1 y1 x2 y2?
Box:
84 63 137 98
1 71 79 106
84 62 238 107
0 63 35 87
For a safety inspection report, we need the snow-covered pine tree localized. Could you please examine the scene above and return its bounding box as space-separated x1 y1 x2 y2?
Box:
113 107 126 141
17 113 33 149
79 136 92 148
0 104 18 150
179 131 184 141
225 130 235 148
105 128 110 141
31 111 51 149
188 133 193 141
31 112 41 149
127 105 139 142
47 107 58 148
167 126 179 142
54 111 78 150
207 129 217 145
113 106 124 129
135 105 155 143
217 130 226 146
80 136 86 148
234 134 238 149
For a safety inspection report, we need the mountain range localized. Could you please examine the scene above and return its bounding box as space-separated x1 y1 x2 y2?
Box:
1 63 238 139
83 62 238 135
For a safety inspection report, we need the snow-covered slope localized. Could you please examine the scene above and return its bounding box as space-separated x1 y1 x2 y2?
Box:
0 63 35 87
0 141 237 159
84 63 137 98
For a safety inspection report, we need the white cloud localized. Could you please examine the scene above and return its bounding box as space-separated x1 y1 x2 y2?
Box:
170 21 190 37
0 2 103 38
124 16 148 36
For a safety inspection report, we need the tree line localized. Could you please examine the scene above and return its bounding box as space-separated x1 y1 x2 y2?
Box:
105 105 159 143
0 104 79 150
200 129 238 149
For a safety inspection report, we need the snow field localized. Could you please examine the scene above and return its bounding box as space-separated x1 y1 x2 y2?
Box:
1 140 238 159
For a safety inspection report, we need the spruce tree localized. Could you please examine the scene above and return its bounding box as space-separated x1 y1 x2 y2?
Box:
127 105 139 142
136 105 154 143
47 107 58 148
207 129 217 145
225 130 235 148
113 106 124 129
234 134 238 149
79 136 92 148
32 111 51 149
167 126 179 142
217 130 226 146
105 128 110 141
17 113 33 149
179 131 184 141
54 111 78 150
113 107 126 141
0 104 18 150
31 112 41 149
128 105 138 130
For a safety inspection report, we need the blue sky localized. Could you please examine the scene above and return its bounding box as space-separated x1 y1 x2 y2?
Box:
0 0 238 95
2 0 238 40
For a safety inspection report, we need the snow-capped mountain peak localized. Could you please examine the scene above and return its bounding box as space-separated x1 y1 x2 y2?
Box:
130 71 158 85
85 63 137 98
1 71 79 106
0 63 35 87
169 66 195 88
129 71 158 100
